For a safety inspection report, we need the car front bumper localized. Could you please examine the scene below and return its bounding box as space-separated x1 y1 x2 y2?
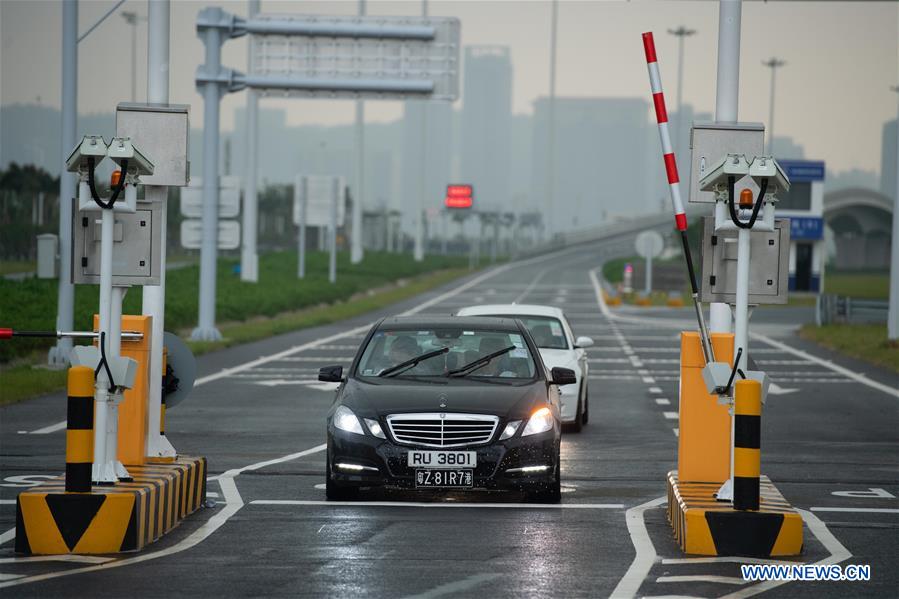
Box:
328 426 559 492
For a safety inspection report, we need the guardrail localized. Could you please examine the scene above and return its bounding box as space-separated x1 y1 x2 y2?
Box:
816 294 888 326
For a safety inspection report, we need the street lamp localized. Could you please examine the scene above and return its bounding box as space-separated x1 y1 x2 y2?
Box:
121 11 146 102
888 85 899 340
762 57 787 154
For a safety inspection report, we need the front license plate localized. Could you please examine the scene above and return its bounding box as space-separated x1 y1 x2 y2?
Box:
408 450 476 469
415 469 473 488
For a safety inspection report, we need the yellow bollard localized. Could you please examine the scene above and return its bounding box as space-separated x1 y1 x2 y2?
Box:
65 366 94 493
733 379 762 511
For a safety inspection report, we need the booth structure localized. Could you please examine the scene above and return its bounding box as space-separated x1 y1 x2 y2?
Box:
777 160 826 293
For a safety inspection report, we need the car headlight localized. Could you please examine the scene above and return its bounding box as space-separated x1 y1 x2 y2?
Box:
521 407 554 436
334 405 364 435
364 418 386 439
499 420 521 440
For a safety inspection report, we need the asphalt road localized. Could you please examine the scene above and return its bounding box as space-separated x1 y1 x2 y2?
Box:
1 240 897 598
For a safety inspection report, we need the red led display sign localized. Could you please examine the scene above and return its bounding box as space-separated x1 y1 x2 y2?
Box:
445 184 473 209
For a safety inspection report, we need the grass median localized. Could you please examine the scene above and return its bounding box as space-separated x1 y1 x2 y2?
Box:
0 250 472 405
799 323 898 373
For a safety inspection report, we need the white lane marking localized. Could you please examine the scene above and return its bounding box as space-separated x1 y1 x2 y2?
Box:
0 527 15 546
0 555 114 565
648 387 663 394
402 573 501 599
512 267 549 303
250 500 625 509
643 377 655 384
610 495 667 599
27 421 66 435
809 507 899 514
0 574 26 582
656 575 747 585
589 266 888 396
662 557 800 566
767 383 799 396
672 428 679 437
663 412 678 420
751 332 899 400
655 398 671 405
206 444 327 482
0 500 15 505
16 431 27 435
717 508 852 599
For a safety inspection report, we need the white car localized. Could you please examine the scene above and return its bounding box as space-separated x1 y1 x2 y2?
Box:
456 304 593 431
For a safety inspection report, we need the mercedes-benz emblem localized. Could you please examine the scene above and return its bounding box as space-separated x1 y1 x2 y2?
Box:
439 402 447 408
438 393 447 409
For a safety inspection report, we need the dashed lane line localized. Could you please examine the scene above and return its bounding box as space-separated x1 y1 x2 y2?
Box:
656 575 747 586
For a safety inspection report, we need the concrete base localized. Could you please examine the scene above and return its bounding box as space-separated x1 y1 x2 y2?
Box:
666 471 803 557
15 456 206 555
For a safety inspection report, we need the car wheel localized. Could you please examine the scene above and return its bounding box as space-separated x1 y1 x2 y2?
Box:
530 452 561 504
326 454 359 501
582 385 589 425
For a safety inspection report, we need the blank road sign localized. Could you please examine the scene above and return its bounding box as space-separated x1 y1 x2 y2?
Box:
635 230 665 259
180 220 241 250
294 175 346 227
250 15 460 101
180 176 242 218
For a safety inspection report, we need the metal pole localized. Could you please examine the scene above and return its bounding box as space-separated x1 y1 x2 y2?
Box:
546 0 558 239
131 21 137 101
669 26 696 172
646 253 652 295
298 176 307 278
144 0 176 460
108 286 129 480
441 210 448 255
709 0 742 335
193 14 223 341
50 0 77 367
889 86 899 340
329 179 338 283
241 0 261 282
92 205 116 484
351 0 366 265
763 58 786 155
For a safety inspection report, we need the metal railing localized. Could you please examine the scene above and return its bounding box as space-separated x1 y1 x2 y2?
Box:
816 294 888 326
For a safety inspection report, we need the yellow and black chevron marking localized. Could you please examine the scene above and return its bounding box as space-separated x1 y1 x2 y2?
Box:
15 456 206 555
666 471 803 557
733 379 761 511
66 366 94 493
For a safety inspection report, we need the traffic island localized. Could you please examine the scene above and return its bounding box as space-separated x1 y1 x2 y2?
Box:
15 456 206 555
666 471 803 557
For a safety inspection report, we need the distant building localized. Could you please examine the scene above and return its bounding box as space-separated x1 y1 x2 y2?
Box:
402 100 454 234
459 46 513 213
531 97 652 233
881 118 897 201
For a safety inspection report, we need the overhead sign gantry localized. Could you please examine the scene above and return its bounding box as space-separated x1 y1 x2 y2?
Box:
192 8 461 341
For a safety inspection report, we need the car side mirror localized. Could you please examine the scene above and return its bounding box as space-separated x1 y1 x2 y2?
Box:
318 365 344 383
551 366 577 386
574 336 594 349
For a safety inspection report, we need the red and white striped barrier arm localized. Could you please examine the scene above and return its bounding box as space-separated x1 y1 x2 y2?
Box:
642 31 687 232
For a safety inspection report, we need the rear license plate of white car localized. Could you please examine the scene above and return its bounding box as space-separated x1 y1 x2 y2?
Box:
415 469 473 488
408 450 476 469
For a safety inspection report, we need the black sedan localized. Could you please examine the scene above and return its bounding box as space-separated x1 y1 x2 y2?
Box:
320 316 577 503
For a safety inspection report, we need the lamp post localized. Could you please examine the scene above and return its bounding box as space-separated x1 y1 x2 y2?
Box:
121 11 147 102
888 85 899 340
762 57 787 154
668 26 696 164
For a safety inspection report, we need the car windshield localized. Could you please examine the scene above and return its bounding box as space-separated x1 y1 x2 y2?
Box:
486 315 568 350
356 327 537 379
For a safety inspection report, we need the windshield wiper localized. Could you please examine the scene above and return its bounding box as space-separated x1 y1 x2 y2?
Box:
447 345 516 377
379 347 449 378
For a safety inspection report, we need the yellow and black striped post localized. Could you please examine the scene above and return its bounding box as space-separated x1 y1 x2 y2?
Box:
66 365 95 493
733 379 762 511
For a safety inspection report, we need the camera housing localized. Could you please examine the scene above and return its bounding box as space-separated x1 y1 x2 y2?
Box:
65 135 108 174
698 153 751 197
107 137 154 178
748 155 790 199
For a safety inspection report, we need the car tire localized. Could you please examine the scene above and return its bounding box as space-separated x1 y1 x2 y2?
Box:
530 452 561 504
326 454 359 501
582 385 589 425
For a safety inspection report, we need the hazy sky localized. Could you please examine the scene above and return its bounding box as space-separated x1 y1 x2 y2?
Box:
1 1 897 175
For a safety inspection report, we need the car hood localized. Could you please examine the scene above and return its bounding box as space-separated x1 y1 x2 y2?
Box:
538 348 578 371
341 378 544 419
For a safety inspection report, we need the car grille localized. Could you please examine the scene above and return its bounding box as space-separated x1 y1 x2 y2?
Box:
386 413 500 448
